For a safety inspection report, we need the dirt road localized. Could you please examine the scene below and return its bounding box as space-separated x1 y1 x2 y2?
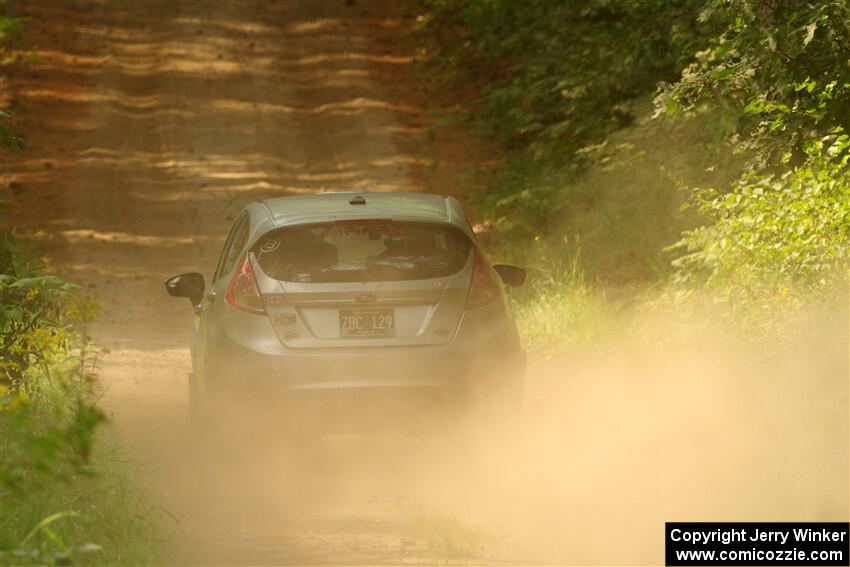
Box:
3 1 847 565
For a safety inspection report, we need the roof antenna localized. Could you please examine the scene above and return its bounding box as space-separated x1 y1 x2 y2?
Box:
349 195 366 205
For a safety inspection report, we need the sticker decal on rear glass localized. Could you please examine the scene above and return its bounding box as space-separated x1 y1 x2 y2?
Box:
259 237 281 253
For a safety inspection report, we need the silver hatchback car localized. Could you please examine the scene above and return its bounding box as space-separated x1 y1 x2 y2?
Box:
166 192 526 430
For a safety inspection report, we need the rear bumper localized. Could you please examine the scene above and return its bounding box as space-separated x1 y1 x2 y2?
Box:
207 336 524 398
200 299 525 427
206 348 524 432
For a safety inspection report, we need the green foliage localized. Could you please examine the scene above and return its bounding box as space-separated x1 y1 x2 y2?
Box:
670 132 850 313
478 104 743 286
475 155 574 240
0 2 22 42
0 1 24 151
415 0 714 253
0 110 23 152
0 230 78 391
0 434 163 566
418 0 707 155
0 230 160 565
419 0 849 334
655 0 850 310
657 0 850 168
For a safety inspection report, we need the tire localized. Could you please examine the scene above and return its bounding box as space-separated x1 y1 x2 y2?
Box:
187 367 240 449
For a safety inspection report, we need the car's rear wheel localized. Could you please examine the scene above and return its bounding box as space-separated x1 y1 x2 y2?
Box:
187 365 245 448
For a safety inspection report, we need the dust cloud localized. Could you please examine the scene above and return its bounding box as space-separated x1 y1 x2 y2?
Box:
137 288 848 565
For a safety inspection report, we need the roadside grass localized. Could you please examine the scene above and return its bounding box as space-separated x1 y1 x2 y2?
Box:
0 359 165 567
0 429 163 566
507 248 623 352
508 262 843 353
407 512 484 562
513 285 619 353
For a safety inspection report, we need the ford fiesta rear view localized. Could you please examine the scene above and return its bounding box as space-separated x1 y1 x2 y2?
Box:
165 192 526 429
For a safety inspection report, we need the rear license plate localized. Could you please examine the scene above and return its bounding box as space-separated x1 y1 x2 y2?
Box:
340 309 395 337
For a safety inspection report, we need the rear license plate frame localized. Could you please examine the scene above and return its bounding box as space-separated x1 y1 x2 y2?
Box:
339 308 395 338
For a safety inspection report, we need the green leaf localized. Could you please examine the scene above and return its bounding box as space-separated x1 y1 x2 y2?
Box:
803 21 817 47
18 511 79 547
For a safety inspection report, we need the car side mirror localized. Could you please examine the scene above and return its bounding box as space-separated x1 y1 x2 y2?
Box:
493 264 526 288
165 272 205 306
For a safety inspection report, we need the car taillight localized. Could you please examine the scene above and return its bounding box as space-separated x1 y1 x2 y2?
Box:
466 249 498 309
226 255 264 314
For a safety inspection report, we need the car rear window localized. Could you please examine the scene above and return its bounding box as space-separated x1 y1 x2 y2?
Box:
253 221 473 283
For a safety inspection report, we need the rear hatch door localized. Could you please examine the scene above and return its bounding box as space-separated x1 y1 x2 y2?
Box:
252 220 473 348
